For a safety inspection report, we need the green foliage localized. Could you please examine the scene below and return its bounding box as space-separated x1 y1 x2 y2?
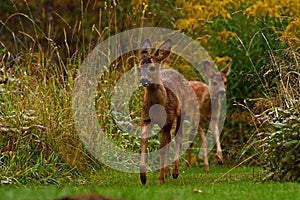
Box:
257 107 300 182
239 47 300 182
176 1 292 101
0 57 87 185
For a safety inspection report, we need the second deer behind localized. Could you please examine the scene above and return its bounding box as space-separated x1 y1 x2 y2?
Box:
188 60 231 173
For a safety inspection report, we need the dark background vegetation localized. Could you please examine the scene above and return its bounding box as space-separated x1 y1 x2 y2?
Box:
0 0 299 185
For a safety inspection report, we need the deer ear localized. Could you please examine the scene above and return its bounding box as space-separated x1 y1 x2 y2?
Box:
202 60 215 78
221 62 232 75
154 39 172 62
140 39 152 57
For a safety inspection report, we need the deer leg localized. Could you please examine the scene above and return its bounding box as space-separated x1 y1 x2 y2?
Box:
164 132 171 179
200 128 210 173
159 126 171 184
211 119 223 165
187 121 198 166
172 116 183 179
187 130 196 165
215 129 223 165
140 124 151 185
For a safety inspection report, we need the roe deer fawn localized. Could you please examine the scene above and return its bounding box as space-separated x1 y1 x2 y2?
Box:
188 60 231 172
138 39 197 184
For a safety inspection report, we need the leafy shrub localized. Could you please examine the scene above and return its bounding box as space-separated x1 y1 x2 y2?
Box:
257 107 300 182
175 0 300 101
241 47 300 182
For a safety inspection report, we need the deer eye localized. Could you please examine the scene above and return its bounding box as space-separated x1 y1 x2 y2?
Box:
149 66 156 72
213 82 218 86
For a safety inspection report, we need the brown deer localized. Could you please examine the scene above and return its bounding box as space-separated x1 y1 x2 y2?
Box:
138 39 197 184
188 60 231 173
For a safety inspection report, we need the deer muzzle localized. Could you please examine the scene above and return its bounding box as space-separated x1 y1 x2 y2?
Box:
140 77 150 87
219 90 226 96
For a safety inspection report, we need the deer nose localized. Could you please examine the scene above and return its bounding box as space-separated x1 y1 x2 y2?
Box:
140 78 149 87
219 90 226 96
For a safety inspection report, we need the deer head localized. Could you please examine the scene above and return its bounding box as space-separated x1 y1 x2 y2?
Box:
202 60 231 98
138 39 172 87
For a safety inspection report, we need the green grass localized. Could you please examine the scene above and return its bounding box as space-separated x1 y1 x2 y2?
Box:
1 166 299 200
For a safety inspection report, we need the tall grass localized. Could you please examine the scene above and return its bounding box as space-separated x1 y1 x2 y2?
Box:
238 47 300 181
0 1 107 184
0 0 170 185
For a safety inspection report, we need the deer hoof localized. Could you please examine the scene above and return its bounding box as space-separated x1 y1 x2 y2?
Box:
140 173 146 185
216 152 223 165
172 173 179 179
164 167 170 178
204 165 210 173
158 178 165 184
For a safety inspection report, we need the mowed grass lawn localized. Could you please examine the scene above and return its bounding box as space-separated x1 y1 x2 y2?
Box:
1 166 299 200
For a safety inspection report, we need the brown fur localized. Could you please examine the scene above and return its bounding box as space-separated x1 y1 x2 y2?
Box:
138 39 196 184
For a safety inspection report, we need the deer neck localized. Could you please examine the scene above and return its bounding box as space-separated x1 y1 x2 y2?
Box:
144 83 167 105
